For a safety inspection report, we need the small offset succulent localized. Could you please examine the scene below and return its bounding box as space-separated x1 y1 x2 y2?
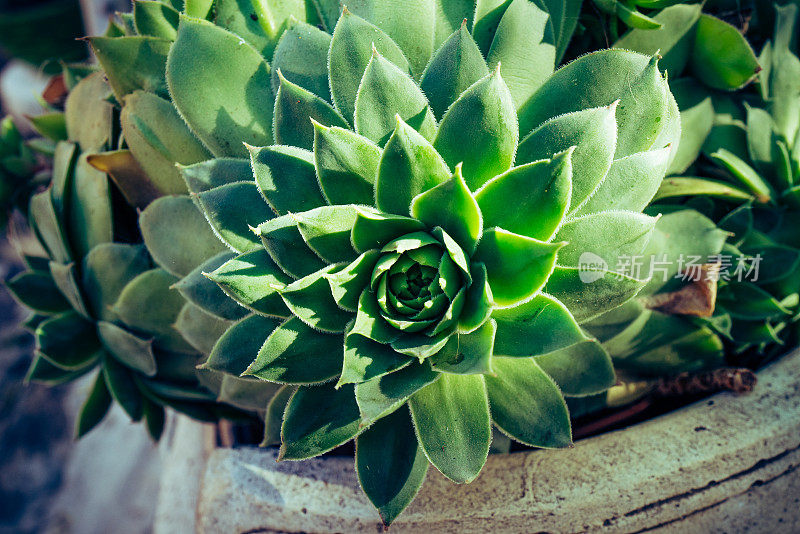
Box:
0 116 49 230
127 0 684 520
655 3 800 361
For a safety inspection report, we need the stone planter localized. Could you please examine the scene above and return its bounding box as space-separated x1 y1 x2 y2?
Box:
154 349 800 533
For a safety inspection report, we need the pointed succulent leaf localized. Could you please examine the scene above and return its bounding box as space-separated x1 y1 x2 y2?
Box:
376 118 450 215
279 265 352 333
26 355 90 386
245 316 344 384
356 408 428 527
5 271 71 314
185 0 213 18
293 206 360 264
325 250 381 311
314 123 381 206
29 191 70 264
339 332 411 387
280 382 363 460
175 303 233 355
717 283 791 320
458 262 494 333
249 145 327 215
410 165 482 254
690 14 760 91
433 67 518 190
576 147 670 217
710 149 773 202
86 151 162 210
262 384 296 446
82 244 151 323
409 373 491 483
493 293 587 357
517 105 617 212
103 356 144 421
194 182 273 253
421 22 489 120
486 0 556 109
430 318 496 374
97 321 157 376
140 195 227 277
355 361 439 424
257 215 327 278
36 312 102 370
474 228 563 307
271 19 333 101
328 8 410 123
49 262 90 319
64 73 113 153
476 149 572 241
545 266 648 323
206 249 293 317
472 0 512 54
485 357 571 448
212 0 270 56
133 0 180 39
217 375 281 413
349 291 401 344
555 212 657 269
181 158 252 194
173 252 249 321
274 73 349 150
204 314 282 375
166 16 273 157
355 52 437 145
68 156 114 261
121 90 211 196
88 36 171 100
745 105 777 176
27 113 68 142
351 208 426 253
76 372 113 438
536 340 615 397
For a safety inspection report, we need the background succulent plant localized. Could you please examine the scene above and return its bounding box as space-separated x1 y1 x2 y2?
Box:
0 116 50 230
113 0 685 520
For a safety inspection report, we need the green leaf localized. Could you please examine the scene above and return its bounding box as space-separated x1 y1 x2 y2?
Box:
64 73 113 152
206 249 293 317
433 0 475 47
348 0 435 78
257 215 327 278
97 321 157 376
143 397 166 441
544 266 647 323
458 262 494 333
262 384 296 446
36 312 102 370
134 0 180 40
140 195 227 278
325 250 381 311
613 3 702 77
75 372 113 437
25 354 90 386
185 0 214 18
173 252 249 321
29 191 70 264
654 177 753 203
472 0 513 55
409 373 490 483
541 0 582 62
194 182 272 253
710 149 773 202
103 356 144 421
351 208 426 253
410 165 482 254
121 90 211 196
166 16 273 157
485 357 571 448
88 36 171 100
474 228 563 307
5 271 71 314
476 149 572 241
355 361 439 423
354 51 436 145
280 382 363 460
485 0 556 109
349 290 401 344
27 112 68 142
717 283 791 320
293 206 359 264
339 332 411 386
81 244 151 323
430 319 496 374
245 316 344 384
213 0 271 56
433 67 518 190
279 265 352 333
67 156 113 261
249 145 327 215
204 314 282 375
493 293 587 357
420 22 489 120
376 117 450 215
49 262 90 319
181 158 252 194
271 19 332 101
328 8 410 123
689 14 760 91
274 73 349 150
356 408 428 526
536 339 616 397
314 124 381 206
555 211 657 269
517 104 617 212
616 2 661 30
86 151 162 210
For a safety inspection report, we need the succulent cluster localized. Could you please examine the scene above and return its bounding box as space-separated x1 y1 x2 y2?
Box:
0 116 48 230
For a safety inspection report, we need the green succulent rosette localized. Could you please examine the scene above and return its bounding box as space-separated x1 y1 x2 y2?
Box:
124 3 683 522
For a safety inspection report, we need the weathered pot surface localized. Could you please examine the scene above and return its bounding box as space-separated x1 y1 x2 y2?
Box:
155 349 800 534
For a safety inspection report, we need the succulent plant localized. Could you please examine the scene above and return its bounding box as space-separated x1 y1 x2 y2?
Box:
654 3 800 361
0 116 49 230
119 0 683 520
